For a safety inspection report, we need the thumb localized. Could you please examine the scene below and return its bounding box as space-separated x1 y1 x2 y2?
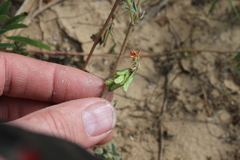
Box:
8 98 116 148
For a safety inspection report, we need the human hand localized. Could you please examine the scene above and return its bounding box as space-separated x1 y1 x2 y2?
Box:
0 52 116 150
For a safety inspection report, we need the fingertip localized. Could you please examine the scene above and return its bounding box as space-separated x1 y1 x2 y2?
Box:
96 130 114 145
8 98 116 148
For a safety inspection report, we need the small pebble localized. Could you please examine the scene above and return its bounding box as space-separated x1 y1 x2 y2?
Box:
52 35 58 41
147 85 153 89
65 46 71 52
63 38 69 42
129 136 134 141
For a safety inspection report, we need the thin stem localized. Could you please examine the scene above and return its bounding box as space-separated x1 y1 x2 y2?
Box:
126 0 134 24
111 23 134 77
31 0 64 20
101 23 134 98
24 49 240 57
82 0 122 71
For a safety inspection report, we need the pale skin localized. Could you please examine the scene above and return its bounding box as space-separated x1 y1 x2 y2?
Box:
0 52 115 152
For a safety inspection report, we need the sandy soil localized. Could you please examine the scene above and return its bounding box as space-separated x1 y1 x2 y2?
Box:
8 0 240 159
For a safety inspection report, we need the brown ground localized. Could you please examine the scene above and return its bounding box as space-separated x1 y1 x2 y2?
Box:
7 0 240 159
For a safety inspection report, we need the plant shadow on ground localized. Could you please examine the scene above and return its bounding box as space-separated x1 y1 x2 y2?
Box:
7 0 240 159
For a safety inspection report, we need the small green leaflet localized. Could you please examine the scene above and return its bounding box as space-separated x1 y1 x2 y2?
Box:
0 43 15 48
236 63 240 71
105 68 136 92
234 52 240 61
234 52 240 71
0 29 7 36
105 77 115 85
119 1 137 13
116 68 131 76
123 71 136 92
7 36 51 50
2 24 28 31
0 1 11 14
109 83 124 92
0 14 9 21
114 75 125 84
2 12 27 28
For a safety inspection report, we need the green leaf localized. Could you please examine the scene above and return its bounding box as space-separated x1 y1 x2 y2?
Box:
0 43 15 48
109 83 124 92
116 68 131 76
114 75 125 84
132 1 138 12
94 147 104 155
116 72 130 86
3 24 28 30
0 1 11 14
3 12 28 28
123 71 136 92
236 63 240 71
110 143 117 151
234 52 240 61
7 36 51 50
0 14 9 21
0 29 7 36
207 0 219 16
105 77 115 85
236 63 240 68
119 2 129 9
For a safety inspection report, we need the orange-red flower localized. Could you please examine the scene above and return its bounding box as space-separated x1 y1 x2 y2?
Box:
130 50 141 57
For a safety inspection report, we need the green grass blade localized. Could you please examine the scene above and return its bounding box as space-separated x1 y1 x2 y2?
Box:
0 14 9 21
234 52 240 60
3 12 27 28
0 29 7 36
3 24 28 30
7 36 51 50
236 63 240 71
0 43 15 48
229 0 240 18
0 1 11 14
207 0 219 16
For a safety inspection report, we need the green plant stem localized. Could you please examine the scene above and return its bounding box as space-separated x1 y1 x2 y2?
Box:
101 23 134 98
126 0 134 24
229 0 239 18
82 0 122 71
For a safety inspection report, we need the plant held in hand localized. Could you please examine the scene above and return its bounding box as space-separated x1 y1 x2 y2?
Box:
105 50 141 91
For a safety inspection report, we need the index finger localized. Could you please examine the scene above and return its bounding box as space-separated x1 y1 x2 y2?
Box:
0 52 108 103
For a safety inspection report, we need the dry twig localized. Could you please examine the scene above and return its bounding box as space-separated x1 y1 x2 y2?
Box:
82 0 122 70
24 49 240 57
31 0 64 21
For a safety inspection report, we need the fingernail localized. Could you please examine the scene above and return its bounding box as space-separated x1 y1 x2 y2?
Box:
83 101 116 136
